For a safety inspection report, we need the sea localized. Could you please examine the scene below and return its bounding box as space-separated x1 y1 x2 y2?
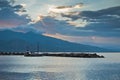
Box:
0 53 120 80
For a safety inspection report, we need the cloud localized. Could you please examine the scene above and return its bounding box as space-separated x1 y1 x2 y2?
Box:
67 19 88 27
0 0 31 28
32 16 75 34
30 6 120 38
11 25 38 33
43 33 120 50
48 3 84 14
55 3 83 9
13 4 26 12
77 6 120 32
0 1 119 49
59 6 120 37
61 6 120 22
6 5 119 38
32 16 116 38
43 33 120 45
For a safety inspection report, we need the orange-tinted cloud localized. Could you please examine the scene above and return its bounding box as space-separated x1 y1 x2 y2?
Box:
0 19 29 28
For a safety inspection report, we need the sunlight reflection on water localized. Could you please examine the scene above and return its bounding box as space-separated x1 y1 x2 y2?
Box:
0 53 120 80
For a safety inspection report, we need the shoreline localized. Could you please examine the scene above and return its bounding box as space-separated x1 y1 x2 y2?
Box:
0 52 104 58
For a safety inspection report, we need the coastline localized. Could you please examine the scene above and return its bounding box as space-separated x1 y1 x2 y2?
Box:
0 52 104 58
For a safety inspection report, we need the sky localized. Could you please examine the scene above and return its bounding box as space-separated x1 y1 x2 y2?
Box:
15 0 120 20
0 0 120 50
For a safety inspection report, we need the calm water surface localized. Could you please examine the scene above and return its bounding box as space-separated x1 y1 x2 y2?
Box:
0 53 120 80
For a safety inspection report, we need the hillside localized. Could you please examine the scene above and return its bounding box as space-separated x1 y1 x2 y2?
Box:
0 30 110 52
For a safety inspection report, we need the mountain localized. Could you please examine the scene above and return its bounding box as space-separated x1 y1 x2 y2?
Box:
0 30 111 52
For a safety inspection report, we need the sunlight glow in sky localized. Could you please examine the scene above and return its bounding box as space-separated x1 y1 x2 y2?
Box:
0 0 120 49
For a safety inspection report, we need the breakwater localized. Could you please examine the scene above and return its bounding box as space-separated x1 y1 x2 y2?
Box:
0 52 104 58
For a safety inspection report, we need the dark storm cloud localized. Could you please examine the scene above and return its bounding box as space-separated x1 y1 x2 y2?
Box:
30 16 120 37
80 6 120 18
62 6 120 20
60 6 120 37
0 0 31 28
28 6 120 37
13 5 26 12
